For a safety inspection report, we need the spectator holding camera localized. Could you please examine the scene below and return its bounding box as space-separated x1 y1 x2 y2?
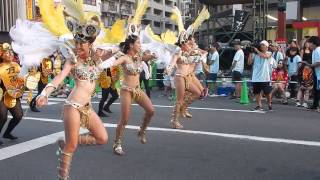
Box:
230 41 244 99
248 40 273 111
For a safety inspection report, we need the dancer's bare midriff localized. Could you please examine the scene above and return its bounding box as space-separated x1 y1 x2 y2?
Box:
121 73 140 88
175 63 190 76
67 81 96 105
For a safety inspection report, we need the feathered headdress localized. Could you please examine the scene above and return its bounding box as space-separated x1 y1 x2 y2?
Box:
62 0 101 43
186 6 210 38
1 43 12 53
38 0 70 36
39 0 101 43
127 0 149 37
145 25 177 45
170 6 187 45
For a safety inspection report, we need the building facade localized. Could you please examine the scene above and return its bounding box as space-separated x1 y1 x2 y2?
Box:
0 0 20 42
101 0 179 34
83 0 102 14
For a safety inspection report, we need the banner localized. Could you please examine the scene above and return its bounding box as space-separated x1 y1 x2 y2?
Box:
233 10 249 32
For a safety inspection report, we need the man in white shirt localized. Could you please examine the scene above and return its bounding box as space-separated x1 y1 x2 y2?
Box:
206 43 219 96
248 40 273 111
230 41 244 98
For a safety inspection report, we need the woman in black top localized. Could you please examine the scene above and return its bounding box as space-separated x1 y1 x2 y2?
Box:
300 41 313 64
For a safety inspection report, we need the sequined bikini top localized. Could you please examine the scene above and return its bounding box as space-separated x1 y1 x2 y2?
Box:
189 50 202 63
177 51 193 64
71 64 100 83
121 55 143 76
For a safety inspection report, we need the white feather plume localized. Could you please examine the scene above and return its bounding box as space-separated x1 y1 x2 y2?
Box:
140 29 179 67
10 19 60 69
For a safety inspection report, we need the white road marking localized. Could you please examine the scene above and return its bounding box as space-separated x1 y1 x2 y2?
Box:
41 98 265 114
0 129 88 161
6 116 320 148
21 100 59 105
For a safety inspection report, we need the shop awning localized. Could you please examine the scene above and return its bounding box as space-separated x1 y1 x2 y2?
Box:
292 21 320 29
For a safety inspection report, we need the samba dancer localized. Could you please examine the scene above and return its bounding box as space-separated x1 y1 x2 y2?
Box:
180 7 210 119
31 1 110 179
166 6 210 129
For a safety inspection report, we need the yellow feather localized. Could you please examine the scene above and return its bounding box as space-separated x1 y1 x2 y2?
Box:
146 25 162 42
132 0 149 25
61 0 85 23
38 0 70 36
103 20 126 44
191 6 210 31
170 6 184 33
84 12 101 21
160 30 177 45
146 25 177 45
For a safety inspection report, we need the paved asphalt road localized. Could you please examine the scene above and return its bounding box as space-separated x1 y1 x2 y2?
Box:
0 91 319 180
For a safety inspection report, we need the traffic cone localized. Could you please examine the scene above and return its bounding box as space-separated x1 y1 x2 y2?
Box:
240 80 250 104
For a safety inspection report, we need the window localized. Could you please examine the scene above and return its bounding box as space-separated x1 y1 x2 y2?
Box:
219 5 223 11
165 23 172 29
121 3 132 14
142 20 151 25
165 11 171 17
154 21 161 27
84 0 96 6
108 1 117 12
154 9 162 16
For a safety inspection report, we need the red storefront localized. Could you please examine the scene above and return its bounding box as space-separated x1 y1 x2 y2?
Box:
293 21 320 37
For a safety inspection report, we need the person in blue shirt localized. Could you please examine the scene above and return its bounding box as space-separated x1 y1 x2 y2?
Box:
248 40 273 111
287 47 302 98
206 43 220 96
304 36 320 111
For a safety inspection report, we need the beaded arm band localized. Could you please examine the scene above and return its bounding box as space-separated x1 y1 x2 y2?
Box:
98 51 125 70
39 83 57 98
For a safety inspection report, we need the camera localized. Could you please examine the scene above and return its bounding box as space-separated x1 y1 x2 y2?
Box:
245 41 261 53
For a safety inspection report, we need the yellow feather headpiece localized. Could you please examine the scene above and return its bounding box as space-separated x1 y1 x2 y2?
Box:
145 25 177 45
127 0 149 37
38 0 70 36
170 6 188 45
100 20 126 44
186 6 210 37
170 6 184 33
39 0 101 43
61 0 85 24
